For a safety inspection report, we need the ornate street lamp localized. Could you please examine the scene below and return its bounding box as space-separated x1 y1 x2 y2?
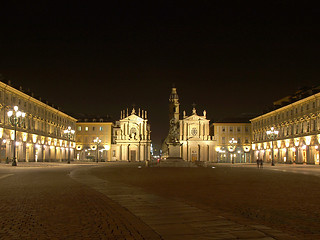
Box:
229 138 237 164
7 106 26 166
266 127 279 166
93 137 101 163
64 126 75 164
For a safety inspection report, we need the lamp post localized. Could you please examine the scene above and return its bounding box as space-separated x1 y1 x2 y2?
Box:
7 106 26 166
64 126 75 164
266 127 279 166
229 138 237 164
93 137 101 163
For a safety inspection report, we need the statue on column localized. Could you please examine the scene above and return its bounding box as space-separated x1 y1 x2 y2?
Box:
168 118 180 145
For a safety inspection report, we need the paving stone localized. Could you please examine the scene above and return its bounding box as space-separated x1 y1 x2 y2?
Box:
231 230 267 239
0 165 161 239
71 166 282 240
0 163 302 239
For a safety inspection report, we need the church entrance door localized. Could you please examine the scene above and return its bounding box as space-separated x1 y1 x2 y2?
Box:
191 150 198 162
130 150 136 161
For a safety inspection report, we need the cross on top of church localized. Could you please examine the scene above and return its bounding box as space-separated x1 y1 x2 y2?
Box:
192 103 197 115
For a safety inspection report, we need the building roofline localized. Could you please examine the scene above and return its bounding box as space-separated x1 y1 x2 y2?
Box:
0 80 77 121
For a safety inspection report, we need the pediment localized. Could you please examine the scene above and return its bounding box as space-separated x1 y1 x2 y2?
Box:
183 115 207 122
121 114 144 122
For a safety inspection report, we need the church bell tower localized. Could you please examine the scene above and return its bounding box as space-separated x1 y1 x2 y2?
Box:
169 87 180 122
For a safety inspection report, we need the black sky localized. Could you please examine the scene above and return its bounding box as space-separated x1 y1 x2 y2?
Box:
1 1 319 146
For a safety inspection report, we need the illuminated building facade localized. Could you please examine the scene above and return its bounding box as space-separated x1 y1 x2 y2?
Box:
179 106 215 161
0 80 77 163
75 117 112 161
162 87 215 161
251 87 320 164
111 108 151 161
211 121 251 163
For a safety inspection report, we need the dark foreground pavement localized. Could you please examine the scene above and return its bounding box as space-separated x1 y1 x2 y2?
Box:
1 162 317 239
0 163 160 240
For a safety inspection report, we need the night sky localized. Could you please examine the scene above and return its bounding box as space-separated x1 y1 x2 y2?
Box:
1 2 319 146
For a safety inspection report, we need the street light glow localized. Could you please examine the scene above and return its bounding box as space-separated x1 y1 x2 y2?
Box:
7 106 26 166
266 127 279 166
64 126 75 164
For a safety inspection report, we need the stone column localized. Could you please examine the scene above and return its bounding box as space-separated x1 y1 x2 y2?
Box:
127 144 130 161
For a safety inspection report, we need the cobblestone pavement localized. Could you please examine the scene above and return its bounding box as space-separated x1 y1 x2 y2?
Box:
210 162 320 176
71 165 299 240
0 162 308 239
0 164 161 240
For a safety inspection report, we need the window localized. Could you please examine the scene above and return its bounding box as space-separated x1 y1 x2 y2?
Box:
92 127 95 131
245 138 249 144
85 127 89 131
230 127 233 132
77 126 82 131
222 127 225 132
237 127 241 132
222 137 225 144
100 127 103 131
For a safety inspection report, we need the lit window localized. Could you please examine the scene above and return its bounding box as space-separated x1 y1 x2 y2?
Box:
77 126 81 131
100 127 103 131
85 127 89 131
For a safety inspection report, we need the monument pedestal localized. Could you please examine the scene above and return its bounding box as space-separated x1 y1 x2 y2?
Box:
159 157 197 167
158 143 196 167
168 144 181 158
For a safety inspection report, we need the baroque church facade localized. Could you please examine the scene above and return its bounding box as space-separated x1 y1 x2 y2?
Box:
111 108 151 161
162 87 215 161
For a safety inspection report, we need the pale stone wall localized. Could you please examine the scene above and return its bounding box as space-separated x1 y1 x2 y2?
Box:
75 121 112 161
0 81 77 162
211 122 252 163
179 108 215 162
112 108 151 161
251 92 320 164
